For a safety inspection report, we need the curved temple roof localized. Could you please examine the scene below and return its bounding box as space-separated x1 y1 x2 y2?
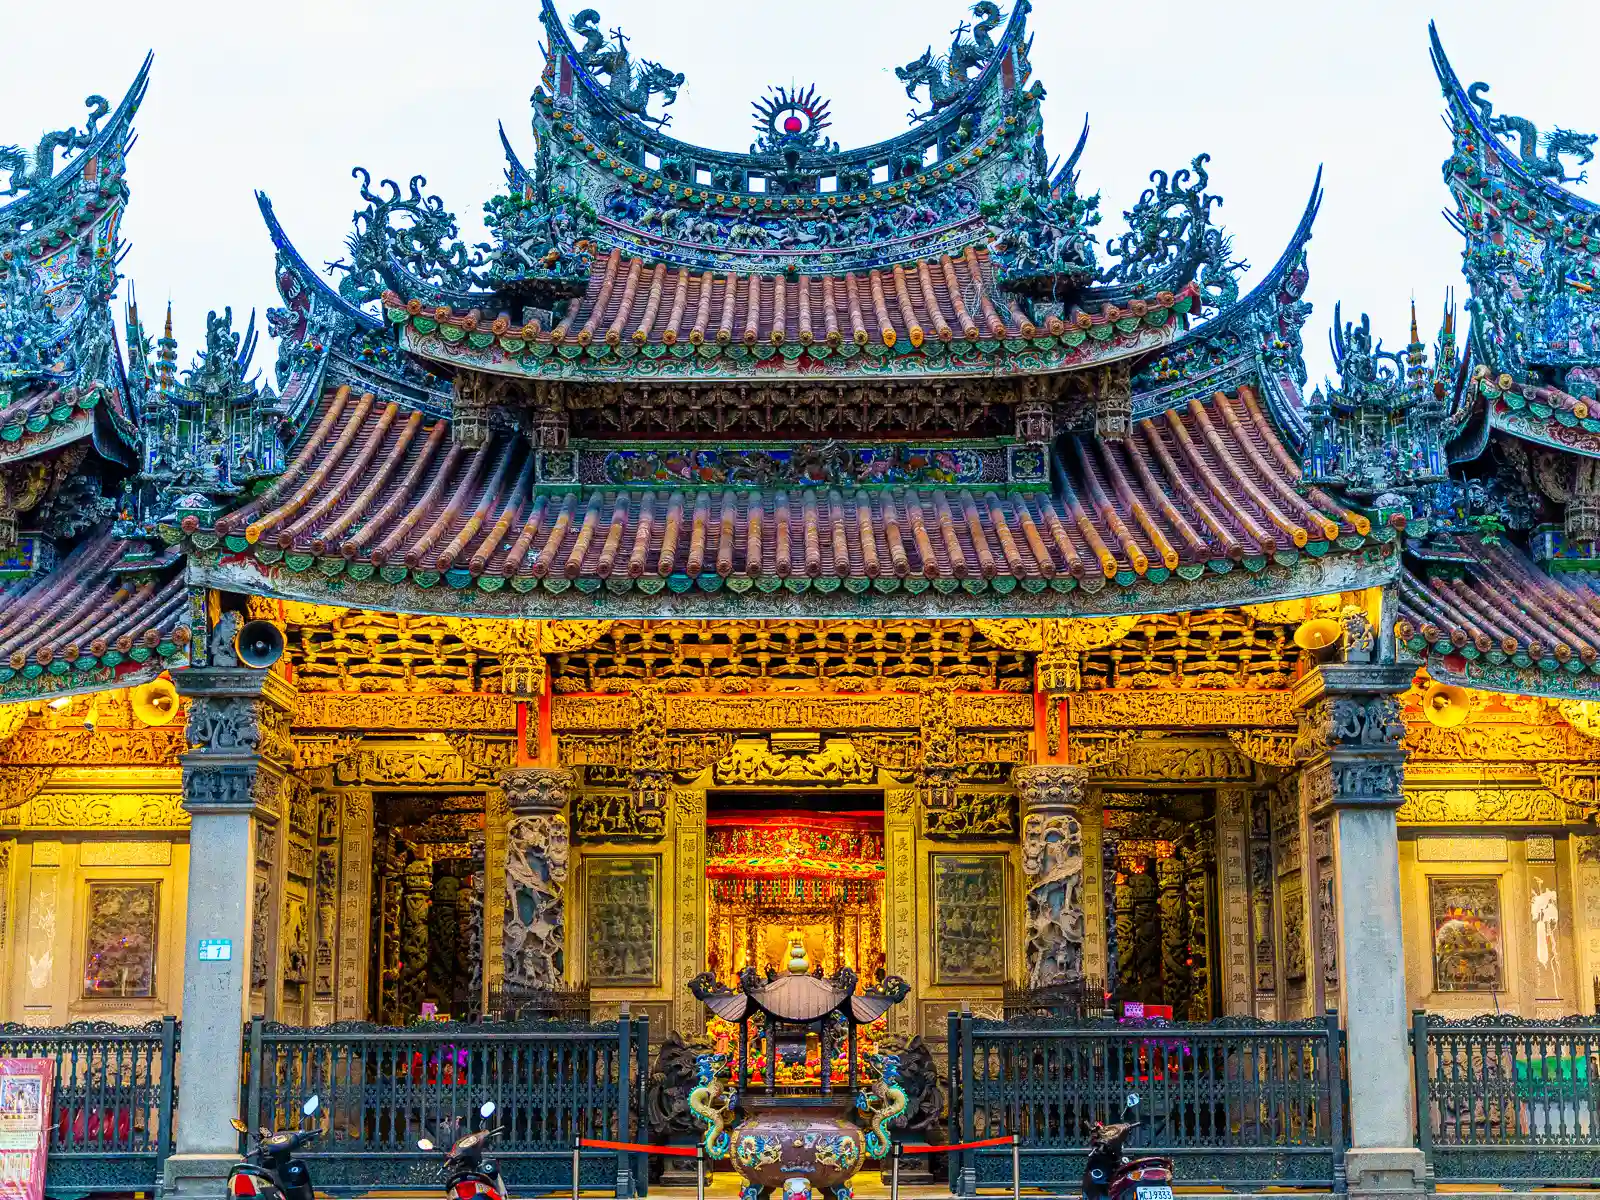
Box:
1431 24 1600 459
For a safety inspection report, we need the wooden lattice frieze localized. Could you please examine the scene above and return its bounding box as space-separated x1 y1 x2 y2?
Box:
550 619 1031 693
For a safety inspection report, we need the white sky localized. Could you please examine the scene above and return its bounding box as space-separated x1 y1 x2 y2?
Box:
4 0 1599 390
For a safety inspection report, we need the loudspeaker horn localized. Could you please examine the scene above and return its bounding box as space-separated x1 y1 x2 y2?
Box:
1423 681 1471 728
130 677 181 726
1293 617 1344 662
236 620 285 669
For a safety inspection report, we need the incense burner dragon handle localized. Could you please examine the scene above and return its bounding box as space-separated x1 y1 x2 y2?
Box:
688 1052 737 1161
856 1049 909 1160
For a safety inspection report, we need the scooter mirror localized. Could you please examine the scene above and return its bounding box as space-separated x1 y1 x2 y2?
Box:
230 1119 249 1134
302 1095 321 1117
480 1101 496 1120
1125 1093 1141 1109
417 1137 435 1152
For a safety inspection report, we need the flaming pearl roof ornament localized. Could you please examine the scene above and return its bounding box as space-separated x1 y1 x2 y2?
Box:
751 85 837 158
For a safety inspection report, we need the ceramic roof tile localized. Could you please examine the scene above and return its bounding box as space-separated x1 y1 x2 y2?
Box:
0 533 190 701
203 384 1371 594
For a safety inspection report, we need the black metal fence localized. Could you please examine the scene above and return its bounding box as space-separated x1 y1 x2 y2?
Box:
243 1013 650 1196
946 1010 1344 1194
0 1017 178 1196
1413 1011 1600 1185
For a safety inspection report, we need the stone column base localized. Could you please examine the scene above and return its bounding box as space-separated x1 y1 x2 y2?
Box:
1344 1147 1428 1197
163 1151 239 1197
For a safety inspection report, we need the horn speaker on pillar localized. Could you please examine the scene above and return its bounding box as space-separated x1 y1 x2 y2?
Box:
1422 681 1471 728
1293 617 1344 662
236 620 285 669
130 677 181 726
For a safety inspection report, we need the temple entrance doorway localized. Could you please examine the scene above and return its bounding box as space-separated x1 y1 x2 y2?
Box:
1102 788 1219 1020
704 792 886 987
368 792 487 1025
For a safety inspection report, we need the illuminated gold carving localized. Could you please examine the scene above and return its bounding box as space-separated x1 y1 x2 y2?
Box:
1229 731 1301 767
294 693 515 731
0 766 53 812
553 620 1029 693
1072 611 1296 692
1070 731 1136 769
1559 700 1600 741
674 788 706 1037
330 741 511 787
922 789 1015 838
294 737 362 772
1095 743 1252 782
7 792 187 829
558 734 629 768
712 739 877 786
1535 764 1600 813
1071 691 1297 729
1404 722 1592 762
0 703 32 746
554 690 1030 734
1398 787 1578 825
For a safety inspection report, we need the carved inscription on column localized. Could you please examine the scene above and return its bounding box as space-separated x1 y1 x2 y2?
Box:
674 789 707 1037
1080 795 1106 987
337 790 373 1021
484 788 506 1008
885 788 916 1037
1574 836 1600 1013
1217 787 1253 1016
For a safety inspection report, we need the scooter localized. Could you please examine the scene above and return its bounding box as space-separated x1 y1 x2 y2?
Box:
418 1100 507 1200
227 1094 323 1200
1082 1094 1174 1200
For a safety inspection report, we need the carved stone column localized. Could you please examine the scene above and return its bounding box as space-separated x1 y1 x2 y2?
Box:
1015 764 1087 989
335 789 373 1021
673 788 708 1037
1215 787 1254 1016
166 664 293 1198
501 766 574 992
1293 658 1422 1198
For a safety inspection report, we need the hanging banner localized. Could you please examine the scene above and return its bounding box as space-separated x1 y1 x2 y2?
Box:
0 1058 53 1200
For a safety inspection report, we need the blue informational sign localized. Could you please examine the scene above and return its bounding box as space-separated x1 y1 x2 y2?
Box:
198 939 233 962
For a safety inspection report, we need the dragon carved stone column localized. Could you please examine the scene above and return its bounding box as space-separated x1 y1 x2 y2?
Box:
166 659 294 1198
1014 764 1087 989
500 766 574 993
1292 626 1419 1199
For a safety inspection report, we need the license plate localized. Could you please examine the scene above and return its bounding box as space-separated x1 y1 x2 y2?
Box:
1136 1187 1173 1200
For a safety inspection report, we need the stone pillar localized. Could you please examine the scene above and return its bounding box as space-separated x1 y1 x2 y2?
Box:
500 766 573 991
1293 659 1423 1197
1080 793 1107 994
335 789 373 1021
1216 787 1254 1016
165 665 294 1198
1015 764 1087 989
673 787 708 1037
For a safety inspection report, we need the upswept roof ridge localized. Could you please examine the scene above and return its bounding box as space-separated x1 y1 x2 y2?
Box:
1430 23 1600 458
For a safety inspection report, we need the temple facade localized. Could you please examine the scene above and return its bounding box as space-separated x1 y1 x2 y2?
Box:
5 4 1600 1195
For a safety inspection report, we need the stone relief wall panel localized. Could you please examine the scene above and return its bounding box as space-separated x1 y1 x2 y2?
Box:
585 856 660 987
930 854 1006 986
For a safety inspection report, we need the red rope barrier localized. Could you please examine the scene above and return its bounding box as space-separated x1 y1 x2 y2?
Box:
898 1134 1017 1153
575 1138 701 1157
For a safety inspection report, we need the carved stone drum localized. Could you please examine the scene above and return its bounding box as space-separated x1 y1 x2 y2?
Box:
729 1102 864 1200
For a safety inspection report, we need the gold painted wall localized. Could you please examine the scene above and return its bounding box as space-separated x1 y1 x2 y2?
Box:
0 772 190 1025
